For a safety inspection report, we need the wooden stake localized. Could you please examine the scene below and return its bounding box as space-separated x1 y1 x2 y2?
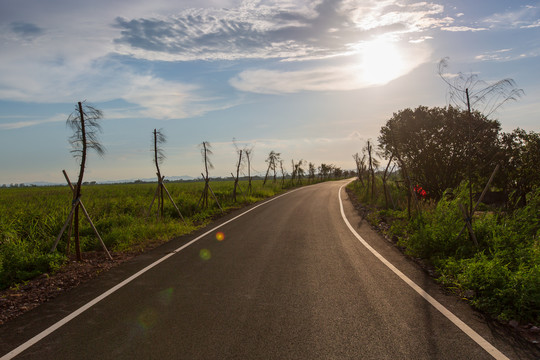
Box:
62 170 112 260
51 198 78 253
160 179 187 224
459 203 478 248
201 173 223 213
455 164 500 241
231 172 247 202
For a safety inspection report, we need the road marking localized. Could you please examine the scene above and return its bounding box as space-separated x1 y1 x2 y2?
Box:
1 188 301 360
338 183 509 360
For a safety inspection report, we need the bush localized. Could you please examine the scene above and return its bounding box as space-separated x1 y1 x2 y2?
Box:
0 238 66 289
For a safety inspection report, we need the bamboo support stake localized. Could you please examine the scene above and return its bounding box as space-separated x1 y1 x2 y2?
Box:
62 170 112 260
51 198 78 253
459 203 479 248
455 164 500 241
148 183 160 217
201 173 223 213
79 201 113 260
231 172 248 202
160 179 187 224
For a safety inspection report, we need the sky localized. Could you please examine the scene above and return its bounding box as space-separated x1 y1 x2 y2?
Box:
0 0 539 185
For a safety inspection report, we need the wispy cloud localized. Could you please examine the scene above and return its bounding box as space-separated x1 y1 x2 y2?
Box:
482 4 540 29
521 19 540 29
475 48 539 62
441 26 487 32
0 114 67 130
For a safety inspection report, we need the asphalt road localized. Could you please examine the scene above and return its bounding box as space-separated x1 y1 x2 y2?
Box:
0 180 537 359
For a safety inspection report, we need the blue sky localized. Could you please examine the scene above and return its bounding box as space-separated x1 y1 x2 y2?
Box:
1 0 539 184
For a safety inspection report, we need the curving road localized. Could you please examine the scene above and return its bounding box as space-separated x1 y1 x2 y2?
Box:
0 180 536 359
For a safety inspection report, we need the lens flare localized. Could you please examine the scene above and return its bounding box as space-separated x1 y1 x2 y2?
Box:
199 248 211 260
137 308 158 331
158 287 174 306
216 231 225 241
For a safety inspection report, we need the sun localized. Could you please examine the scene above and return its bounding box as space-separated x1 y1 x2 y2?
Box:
360 37 406 85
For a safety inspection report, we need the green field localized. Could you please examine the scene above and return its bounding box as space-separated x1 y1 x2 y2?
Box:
0 179 291 289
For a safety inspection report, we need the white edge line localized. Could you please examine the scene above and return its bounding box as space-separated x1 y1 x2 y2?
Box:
1 188 301 360
338 183 509 360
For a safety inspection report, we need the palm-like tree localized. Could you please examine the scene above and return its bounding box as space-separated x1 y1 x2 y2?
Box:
66 101 105 260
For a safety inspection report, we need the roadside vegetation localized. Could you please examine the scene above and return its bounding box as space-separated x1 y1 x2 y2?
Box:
348 105 539 325
0 169 350 291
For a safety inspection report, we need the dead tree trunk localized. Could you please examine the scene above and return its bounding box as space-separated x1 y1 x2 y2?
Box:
153 129 165 218
232 149 242 202
245 149 253 195
73 102 87 261
382 156 394 208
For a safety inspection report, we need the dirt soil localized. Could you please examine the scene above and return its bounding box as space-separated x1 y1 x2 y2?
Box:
0 251 134 325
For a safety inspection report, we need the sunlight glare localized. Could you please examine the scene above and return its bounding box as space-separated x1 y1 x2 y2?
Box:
360 37 406 85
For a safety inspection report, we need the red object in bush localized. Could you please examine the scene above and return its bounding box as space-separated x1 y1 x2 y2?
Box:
414 185 427 198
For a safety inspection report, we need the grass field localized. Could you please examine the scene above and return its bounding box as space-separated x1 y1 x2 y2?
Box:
0 179 291 289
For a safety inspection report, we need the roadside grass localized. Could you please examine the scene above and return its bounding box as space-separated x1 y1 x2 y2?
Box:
0 179 292 289
347 180 540 324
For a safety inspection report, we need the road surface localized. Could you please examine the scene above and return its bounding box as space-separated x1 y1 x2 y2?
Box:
0 180 536 359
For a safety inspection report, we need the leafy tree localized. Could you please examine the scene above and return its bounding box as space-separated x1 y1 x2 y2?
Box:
499 129 540 202
67 101 105 260
378 106 501 199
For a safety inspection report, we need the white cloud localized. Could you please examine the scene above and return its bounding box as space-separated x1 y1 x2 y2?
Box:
113 0 451 62
230 37 431 94
441 26 487 32
0 0 451 123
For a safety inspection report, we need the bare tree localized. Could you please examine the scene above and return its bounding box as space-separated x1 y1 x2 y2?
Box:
232 142 243 203
279 159 286 186
66 101 105 261
439 58 524 117
296 160 305 185
153 129 166 218
352 153 367 186
146 129 186 223
263 151 280 185
244 146 254 195
363 141 380 200
308 162 316 183
439 58 524 215
199 141 214 208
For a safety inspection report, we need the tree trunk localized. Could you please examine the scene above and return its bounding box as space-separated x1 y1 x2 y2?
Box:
74 102 86 261
153 129 164 218
263 162 271 185
382 156 393 208
233 150 242 202
203 142 209 207
246 152 252 195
